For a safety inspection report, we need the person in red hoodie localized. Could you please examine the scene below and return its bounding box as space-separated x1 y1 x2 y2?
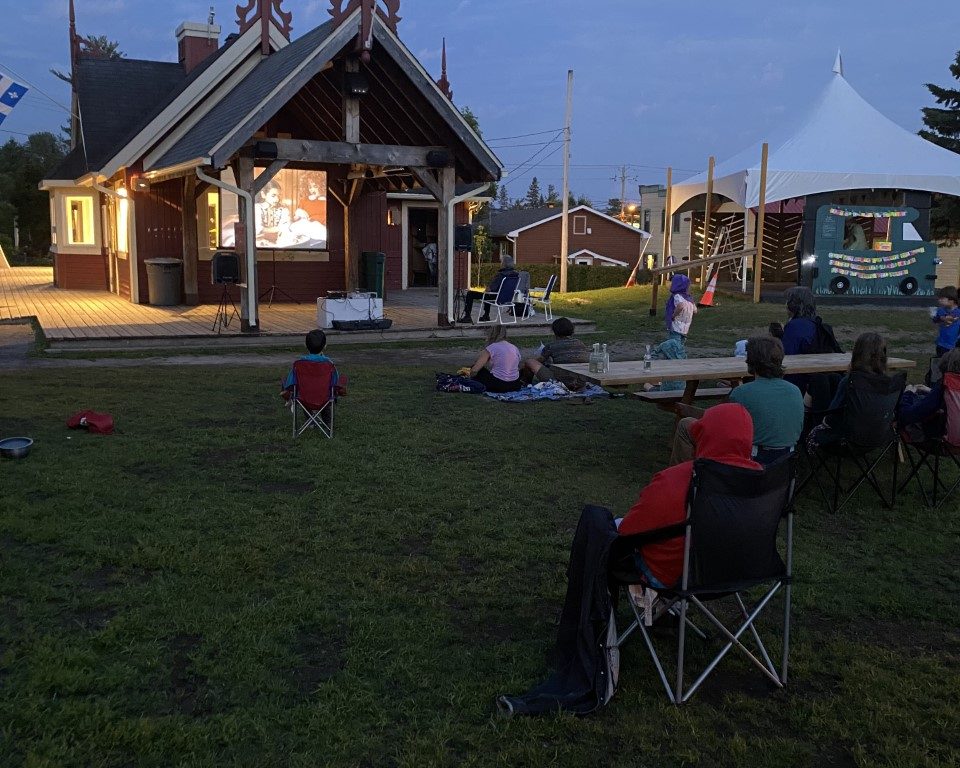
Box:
618 403 761 589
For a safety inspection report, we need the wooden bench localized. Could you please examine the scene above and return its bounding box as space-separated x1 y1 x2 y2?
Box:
632 386 732 404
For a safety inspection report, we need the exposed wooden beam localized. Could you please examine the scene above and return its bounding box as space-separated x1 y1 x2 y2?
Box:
252 160 289 195
268 138 450 168
436 166 456 326
753 143 769 304
409 167 443 201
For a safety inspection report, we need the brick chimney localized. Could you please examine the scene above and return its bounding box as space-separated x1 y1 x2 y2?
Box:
176 21 221 74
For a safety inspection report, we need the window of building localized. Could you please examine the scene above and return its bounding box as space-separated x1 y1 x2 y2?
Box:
204 191 220 249
573 215 587 235
643 209 651 232
672 213 682 234
65 196 95 245
660 209 666 233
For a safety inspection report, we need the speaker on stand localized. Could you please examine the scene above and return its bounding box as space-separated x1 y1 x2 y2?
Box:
211 251 242 334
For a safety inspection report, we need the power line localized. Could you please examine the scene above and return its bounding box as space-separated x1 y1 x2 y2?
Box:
0 128 32 137
485 128 564 142
502 129 564 176
502 144 564 187
488 140 564 149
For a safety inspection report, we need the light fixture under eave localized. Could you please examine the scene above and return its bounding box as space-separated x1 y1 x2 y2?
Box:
130 176 150 192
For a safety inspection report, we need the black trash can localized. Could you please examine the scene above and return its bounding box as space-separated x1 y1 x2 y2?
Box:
361 251 386 299
144 258 183 306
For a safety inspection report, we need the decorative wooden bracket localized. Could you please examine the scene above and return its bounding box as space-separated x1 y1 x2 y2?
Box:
236 0 293 54
329 0 401 61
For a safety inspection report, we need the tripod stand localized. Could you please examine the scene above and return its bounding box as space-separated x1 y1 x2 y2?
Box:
213 282 241 334
259 250 300 306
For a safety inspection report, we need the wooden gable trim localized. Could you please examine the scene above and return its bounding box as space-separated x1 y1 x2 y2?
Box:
507 205 654 238
372 21 502 178
568 248 629 266
99 23 265 179
209 14 361 168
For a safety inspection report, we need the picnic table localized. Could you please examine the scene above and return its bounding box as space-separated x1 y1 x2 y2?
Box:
553 353 917 407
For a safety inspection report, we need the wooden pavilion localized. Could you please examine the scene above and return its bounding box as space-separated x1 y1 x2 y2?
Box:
41 0 502 330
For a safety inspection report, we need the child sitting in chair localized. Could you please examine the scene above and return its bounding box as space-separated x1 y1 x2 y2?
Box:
281 329 341 405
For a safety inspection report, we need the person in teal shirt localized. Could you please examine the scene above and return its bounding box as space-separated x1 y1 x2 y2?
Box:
728 336 804 465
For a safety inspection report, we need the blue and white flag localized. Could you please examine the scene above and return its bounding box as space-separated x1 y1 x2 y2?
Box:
0 73 29 126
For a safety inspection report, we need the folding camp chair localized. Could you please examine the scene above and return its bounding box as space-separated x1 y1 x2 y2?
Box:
800 370 906 513
528 274 557 321
513 271 534 320
898 372 960 509
478 273 521 325
290 360 339 438
610 457 797 705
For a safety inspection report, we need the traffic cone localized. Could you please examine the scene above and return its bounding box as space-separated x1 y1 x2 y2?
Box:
698 270 719 307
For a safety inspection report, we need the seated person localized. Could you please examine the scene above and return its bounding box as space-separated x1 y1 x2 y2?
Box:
807 331 888 449
671 337 803 466
899 348 960 442
457 256 519 323
281 329 340 406
462 326 523 393
522 317 589 384
620 404 760 589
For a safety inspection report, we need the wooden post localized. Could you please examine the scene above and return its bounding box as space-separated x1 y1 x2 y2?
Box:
342 177 362 291
701 155 715 285
181 175 199 305
344 59 361 144
235 154 257 331
436 166 456 325
753 143 769 304
559 69 573 293
651 166 671 316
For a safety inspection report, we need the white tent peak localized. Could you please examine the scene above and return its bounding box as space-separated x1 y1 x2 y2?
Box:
670 61 960 212
833 50 843 77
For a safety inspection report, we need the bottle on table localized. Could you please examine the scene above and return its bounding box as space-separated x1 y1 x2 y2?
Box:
589 343 600 373
643 344 652 370
600 343 609 374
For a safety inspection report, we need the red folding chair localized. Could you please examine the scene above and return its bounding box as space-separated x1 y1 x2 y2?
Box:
290 360 340 438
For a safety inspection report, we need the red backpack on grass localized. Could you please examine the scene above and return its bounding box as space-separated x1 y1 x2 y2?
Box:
66 410 115 435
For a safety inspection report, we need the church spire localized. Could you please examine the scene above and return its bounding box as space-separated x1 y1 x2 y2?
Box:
437 38 453 100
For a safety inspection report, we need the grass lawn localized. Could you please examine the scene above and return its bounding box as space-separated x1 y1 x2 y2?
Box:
550 286 936 353
1 357 958 767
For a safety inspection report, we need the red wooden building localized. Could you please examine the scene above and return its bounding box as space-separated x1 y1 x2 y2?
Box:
41 1 501 328
487 205 651 268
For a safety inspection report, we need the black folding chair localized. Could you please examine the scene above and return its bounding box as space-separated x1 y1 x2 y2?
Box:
800 370 906 514
898 373 960 509
610 457 796 705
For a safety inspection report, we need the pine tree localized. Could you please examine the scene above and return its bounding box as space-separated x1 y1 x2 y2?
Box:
525 177 543 208
545 184 560 206
497 186 510 209
921 49 960 243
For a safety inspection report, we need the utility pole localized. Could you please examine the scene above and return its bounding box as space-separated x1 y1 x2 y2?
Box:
618 166 628 220
560 69 573 293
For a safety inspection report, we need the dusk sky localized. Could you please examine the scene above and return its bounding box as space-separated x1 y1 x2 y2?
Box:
3 0 959 204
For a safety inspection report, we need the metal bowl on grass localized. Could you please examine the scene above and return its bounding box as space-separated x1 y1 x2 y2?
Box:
0 437 33 459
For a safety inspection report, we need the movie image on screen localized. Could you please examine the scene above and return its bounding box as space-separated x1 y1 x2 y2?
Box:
219 169 328 250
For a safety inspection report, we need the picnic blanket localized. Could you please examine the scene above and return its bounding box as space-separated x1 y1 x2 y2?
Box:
484 380 609 402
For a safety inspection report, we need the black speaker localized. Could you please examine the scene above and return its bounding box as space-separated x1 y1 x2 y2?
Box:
211 251 241 284
455 224 473 251
426 150 450 168
254 140 278 160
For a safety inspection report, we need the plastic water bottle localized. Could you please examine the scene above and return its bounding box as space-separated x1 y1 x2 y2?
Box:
589 343 600 373
643 344 652 370
601 344 609 374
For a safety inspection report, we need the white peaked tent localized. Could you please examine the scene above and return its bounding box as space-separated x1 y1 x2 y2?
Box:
670 55 960 214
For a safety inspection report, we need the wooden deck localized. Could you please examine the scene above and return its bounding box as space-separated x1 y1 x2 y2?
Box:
0 267 591 348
